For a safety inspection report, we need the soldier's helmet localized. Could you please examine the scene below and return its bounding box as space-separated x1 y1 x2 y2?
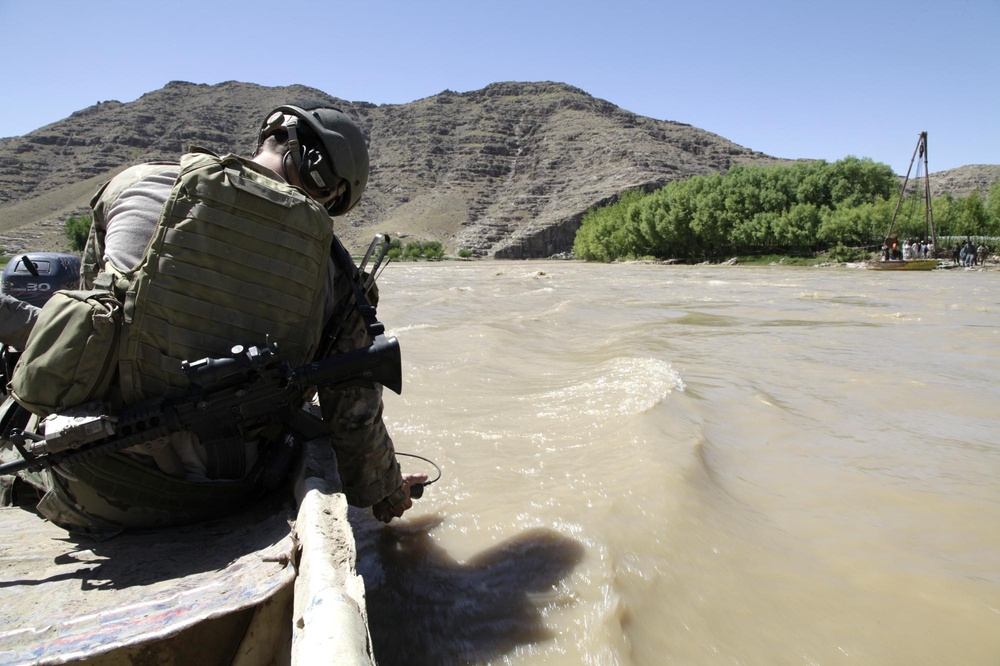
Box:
257 101 369 216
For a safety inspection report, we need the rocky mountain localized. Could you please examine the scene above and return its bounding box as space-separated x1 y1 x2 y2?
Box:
928 164 1000 200
1 81 996 257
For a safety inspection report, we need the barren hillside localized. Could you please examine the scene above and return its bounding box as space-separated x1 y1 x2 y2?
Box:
1 81 996 257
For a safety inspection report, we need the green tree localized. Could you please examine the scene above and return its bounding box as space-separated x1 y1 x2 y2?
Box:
826 156 896 208
930 193 957 237
401 241 423 260
794 161 833 209
986 182 1000 234
818 200 890 247
398 240 445 261
688 177 729 256
423 241 445 260
774 203 822 250
572 155 904 262
952 190 988 237
385 237 403 260
651 182 700 258
573 190 646 261
64 214 92 251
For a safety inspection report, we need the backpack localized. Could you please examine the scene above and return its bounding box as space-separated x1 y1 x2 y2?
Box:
111 148 332 404
8 289 122 417
10 149 332 453
6 149 346 528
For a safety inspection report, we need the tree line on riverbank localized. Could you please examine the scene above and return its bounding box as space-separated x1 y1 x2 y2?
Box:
572 158 1000 262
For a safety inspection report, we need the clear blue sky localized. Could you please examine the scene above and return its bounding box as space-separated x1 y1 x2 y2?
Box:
1 0 996 176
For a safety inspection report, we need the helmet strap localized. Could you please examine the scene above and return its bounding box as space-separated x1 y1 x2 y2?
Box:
260 109 342 209
282 116 305 173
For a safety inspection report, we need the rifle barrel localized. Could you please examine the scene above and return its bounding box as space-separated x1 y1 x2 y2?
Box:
296 334 401 395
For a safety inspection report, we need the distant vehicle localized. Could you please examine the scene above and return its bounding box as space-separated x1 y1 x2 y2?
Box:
1 252 81 307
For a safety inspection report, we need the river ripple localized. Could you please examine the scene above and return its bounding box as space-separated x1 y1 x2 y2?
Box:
351 261 1000 666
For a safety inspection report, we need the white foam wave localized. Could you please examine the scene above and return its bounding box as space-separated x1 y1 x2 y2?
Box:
389 323 436 335
525 357 684 421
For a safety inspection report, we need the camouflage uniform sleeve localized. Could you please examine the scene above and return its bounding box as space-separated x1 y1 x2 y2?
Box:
318 261 405 508
318 382 403 507
0 293 39 350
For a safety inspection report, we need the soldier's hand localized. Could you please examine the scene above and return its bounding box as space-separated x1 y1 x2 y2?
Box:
372 472 428 523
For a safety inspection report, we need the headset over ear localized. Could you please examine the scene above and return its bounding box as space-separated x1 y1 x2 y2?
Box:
256 103 369 216
259 112 339 196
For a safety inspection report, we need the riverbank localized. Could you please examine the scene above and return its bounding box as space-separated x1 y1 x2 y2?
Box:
618 255 1000 270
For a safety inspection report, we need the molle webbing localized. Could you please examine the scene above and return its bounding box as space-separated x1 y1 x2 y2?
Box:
117 151 332 403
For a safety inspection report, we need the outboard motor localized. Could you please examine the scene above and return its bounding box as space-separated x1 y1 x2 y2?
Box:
1 253 82 395
2 252 81 307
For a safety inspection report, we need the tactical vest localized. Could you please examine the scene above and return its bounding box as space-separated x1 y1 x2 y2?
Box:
12 150 345 530
95 149 332 404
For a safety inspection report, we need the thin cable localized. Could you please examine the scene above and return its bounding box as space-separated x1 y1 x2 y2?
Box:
396 451 442 486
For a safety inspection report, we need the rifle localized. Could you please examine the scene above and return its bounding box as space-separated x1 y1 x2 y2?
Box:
0 334 401 477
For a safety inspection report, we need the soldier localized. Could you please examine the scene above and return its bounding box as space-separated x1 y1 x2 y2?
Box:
1 101 425 535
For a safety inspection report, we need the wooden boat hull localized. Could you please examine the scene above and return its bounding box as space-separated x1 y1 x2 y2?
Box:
0 438 373 666
867 259 939 271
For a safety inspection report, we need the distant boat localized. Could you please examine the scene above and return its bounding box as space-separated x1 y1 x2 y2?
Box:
867 257 938 271
868 131 939 271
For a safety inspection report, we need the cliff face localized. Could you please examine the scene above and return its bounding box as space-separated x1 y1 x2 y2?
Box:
352 81 789 258
0 81 348 254
0 81 995 257
929 164 1000 199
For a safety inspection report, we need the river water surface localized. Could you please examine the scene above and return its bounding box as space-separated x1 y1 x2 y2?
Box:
348 261 1000 666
